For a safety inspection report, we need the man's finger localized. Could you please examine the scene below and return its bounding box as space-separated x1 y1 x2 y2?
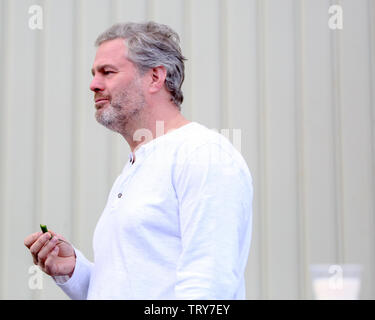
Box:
37 236 58 266
24 231 43 249
49 230 69 244
45 246 59 275
29 232 53 260
48 230 59 238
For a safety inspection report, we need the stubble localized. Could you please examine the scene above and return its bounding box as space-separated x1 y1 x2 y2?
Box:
95 76 146 134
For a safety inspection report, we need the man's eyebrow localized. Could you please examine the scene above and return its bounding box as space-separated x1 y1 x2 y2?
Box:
91 64 118 75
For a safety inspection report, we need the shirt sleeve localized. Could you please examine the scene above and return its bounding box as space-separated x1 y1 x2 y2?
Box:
173 142 253 299
54 247 93 300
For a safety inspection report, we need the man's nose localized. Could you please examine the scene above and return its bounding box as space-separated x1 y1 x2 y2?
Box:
90 76 105 92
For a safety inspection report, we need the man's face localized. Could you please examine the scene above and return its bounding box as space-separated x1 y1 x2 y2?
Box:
90 38 146 133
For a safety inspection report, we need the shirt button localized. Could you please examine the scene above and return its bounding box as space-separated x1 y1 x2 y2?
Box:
118 193 123 198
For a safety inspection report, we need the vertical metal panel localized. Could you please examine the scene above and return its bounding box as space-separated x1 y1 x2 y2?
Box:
70 0 84 273
36 0 75 299
0 0 6 299
255 0 270 299
0 0 9 299
339 0 374 299
330 0 345 265
1 0 41 299
264 0 300 299
113 0 147 22
32 0 46 300
180 0 193 122
302 0 339 299
226 0 260 299
368 0 375 301
190 0 222 128
293 0 307 300
149 0 184 36
218 0 228 130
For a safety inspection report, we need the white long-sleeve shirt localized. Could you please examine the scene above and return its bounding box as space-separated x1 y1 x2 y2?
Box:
56 121 253 299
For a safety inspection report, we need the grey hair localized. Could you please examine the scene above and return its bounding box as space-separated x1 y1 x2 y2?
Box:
95 21 187 110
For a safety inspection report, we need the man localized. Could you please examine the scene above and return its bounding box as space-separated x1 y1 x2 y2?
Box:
24 22 253 299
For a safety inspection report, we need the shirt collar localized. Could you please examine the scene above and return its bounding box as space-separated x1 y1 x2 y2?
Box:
128 121 196 165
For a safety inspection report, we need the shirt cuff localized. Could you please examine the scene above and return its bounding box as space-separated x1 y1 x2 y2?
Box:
53 275 71 284
53 247 93 300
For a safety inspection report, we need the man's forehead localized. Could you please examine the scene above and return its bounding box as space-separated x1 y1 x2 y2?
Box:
92 38 129 68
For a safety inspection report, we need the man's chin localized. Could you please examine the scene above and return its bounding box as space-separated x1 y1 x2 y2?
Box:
95 109 127 133
95 110 114 129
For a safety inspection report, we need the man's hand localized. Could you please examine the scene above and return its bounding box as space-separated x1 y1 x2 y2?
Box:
24 230 76 278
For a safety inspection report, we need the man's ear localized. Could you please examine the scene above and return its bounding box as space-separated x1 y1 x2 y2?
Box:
149 66 167 93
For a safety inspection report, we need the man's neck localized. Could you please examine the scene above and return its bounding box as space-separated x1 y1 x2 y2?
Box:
122 110 190 153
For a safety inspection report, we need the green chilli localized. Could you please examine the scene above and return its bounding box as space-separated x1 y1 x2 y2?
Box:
40 224 48 233
40 224 53 239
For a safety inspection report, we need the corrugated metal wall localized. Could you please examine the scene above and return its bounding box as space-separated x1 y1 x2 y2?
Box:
0 0 374 299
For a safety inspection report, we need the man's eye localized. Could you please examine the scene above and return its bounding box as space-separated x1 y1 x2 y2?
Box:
103 71 114 75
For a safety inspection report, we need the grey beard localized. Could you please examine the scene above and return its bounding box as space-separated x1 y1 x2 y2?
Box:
96 104 132 133
95 75 146 133
95 96 146 134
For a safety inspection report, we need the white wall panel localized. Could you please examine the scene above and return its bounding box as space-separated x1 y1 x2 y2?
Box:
300 0 339 299
190 0 222 128
369 0 375 301
0 0 41 299
226 0 260 299
33 0 75 300
263 0 300 299
255 0 269 299
339 0 374 299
